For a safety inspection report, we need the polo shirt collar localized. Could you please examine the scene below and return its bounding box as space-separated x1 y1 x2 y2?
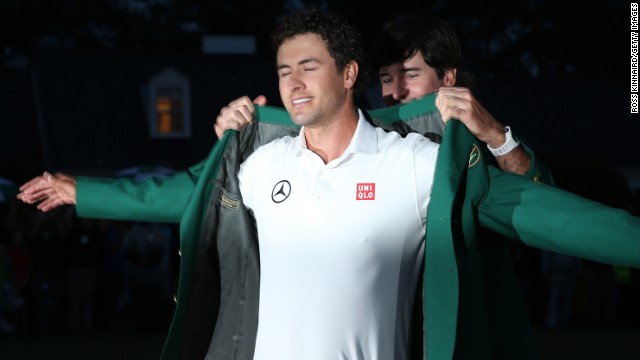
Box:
296 109 378 157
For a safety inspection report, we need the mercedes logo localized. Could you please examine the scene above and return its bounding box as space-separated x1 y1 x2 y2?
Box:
271 180 291 203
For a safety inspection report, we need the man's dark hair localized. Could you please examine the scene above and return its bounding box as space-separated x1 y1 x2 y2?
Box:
372 16 472 87
271 10 368 94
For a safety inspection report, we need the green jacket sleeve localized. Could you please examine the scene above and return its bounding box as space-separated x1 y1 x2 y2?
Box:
478 165 640 267
75 160 205 223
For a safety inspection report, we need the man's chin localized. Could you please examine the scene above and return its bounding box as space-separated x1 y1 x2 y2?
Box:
291 113 309 126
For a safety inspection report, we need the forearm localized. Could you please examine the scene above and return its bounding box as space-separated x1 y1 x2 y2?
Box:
487 129 554 184
494 146 531 176
486 125 532 176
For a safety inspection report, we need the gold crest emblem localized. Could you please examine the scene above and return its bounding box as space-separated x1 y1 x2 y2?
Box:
468 144 481 168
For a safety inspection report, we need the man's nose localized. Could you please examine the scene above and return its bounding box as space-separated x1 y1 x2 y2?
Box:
287 72 304 92
391 80 408 100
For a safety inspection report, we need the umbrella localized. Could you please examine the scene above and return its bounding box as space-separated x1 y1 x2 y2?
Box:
0 177 18 202
115 165 176 182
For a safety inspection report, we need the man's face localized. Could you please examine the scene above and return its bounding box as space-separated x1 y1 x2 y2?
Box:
277 33 347 127
378 50 448 107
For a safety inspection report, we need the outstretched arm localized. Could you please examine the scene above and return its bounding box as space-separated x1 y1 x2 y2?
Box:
479 166 640 268
19 167 200 223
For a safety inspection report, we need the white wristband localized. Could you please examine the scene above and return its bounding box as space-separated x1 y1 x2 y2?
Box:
487 126 520 156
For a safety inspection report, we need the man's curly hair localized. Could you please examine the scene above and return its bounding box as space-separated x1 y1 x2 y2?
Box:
271 10 368 94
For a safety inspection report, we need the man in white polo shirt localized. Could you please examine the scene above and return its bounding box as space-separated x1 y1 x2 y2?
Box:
236 10 438 359
241 111 437 359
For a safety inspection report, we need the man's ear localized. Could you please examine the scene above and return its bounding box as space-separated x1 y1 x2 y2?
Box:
443 68 457 86
344 60 359 89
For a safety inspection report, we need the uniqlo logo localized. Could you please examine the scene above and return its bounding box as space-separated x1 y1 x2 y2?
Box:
356 183 375 200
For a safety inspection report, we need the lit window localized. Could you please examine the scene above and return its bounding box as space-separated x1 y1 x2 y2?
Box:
147 68 191 138
156 87 183 133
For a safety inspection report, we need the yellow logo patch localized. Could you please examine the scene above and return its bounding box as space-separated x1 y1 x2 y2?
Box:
468 144 481 168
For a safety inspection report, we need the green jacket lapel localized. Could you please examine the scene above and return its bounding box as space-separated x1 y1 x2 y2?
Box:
161 133 232 359
424 119 476 359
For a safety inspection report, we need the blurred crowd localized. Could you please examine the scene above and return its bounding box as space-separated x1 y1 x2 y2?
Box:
0 200 178 335
510 239 640 330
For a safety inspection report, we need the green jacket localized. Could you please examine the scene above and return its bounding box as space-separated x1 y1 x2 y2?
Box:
76 94 640 359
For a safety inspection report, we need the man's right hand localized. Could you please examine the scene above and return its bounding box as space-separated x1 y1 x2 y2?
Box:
435 87 505 147
435 87 532 175
17 171 77 212
214 95 267 138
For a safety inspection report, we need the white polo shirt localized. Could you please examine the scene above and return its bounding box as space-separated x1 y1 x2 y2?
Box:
239 110 439 360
